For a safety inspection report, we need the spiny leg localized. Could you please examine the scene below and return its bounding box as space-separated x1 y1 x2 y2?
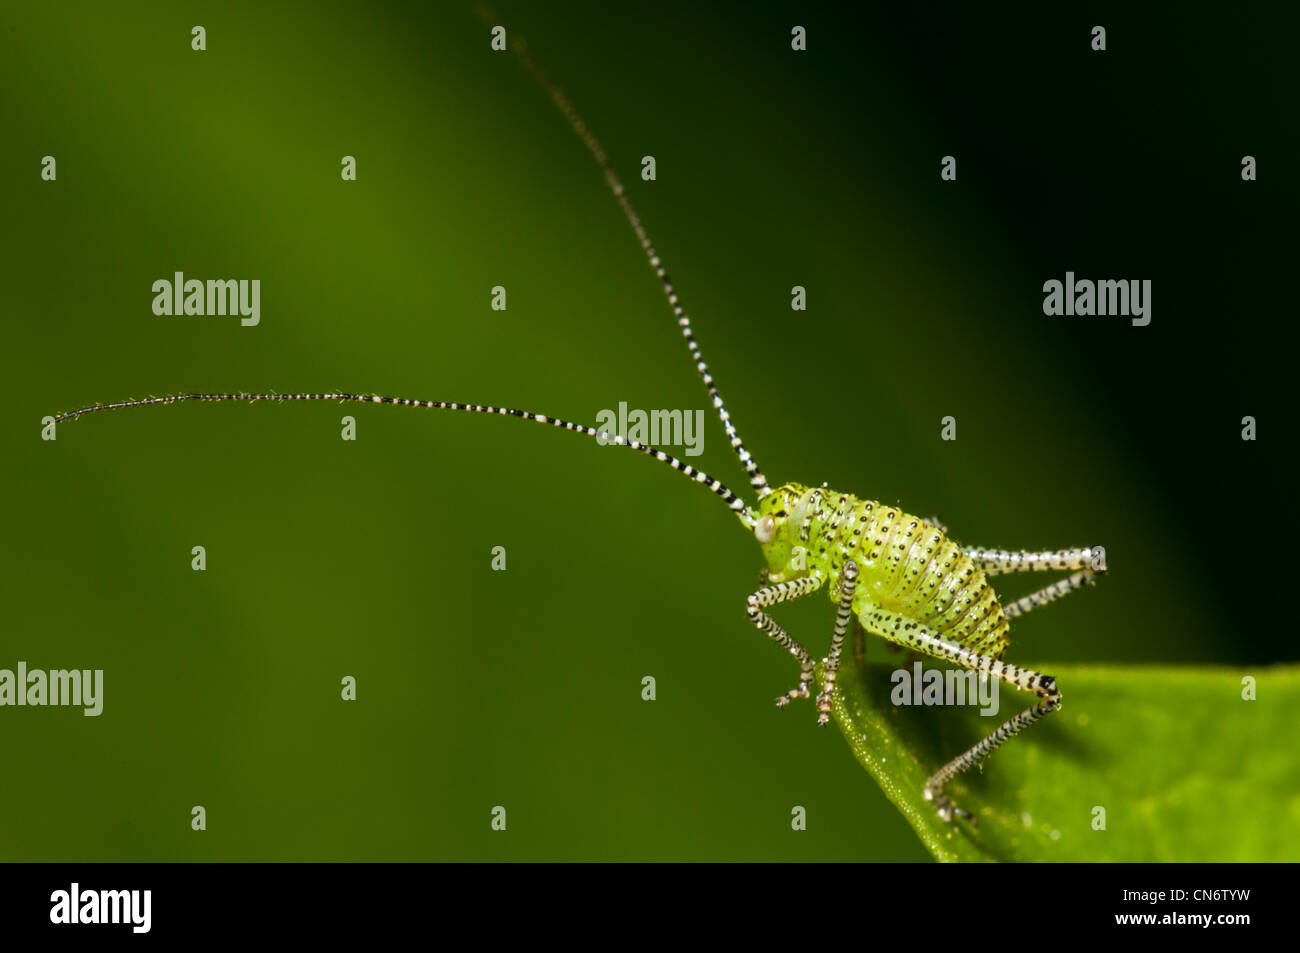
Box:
923 678 1059 825
860 606 1061 826
966 545 1105 621
817 560 859 725
1002 569 1098 620
745 576 824 706
963 546 1104 575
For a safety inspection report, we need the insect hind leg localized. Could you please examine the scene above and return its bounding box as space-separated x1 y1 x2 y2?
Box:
964 546 1105 576
965 546 1106 621
1002 568 1098 620
859 606 1061 825
924 677 1060 825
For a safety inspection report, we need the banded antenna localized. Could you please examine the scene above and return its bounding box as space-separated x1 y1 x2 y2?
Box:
482 3 771 500
53 12 769 527
53 394 756 527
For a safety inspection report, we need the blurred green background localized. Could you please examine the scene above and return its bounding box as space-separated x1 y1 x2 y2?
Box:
2 1 1294 861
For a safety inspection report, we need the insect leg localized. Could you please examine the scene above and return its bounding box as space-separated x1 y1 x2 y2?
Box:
1001 569 1098 620
924 516 948 534
859 606 1060 825
816 560 859 725
745 576 824 706
963 546 1104 575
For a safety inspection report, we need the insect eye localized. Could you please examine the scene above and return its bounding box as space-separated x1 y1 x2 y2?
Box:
755 515 777 544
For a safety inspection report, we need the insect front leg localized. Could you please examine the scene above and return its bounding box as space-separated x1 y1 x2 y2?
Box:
745 575 824 706
816 560 859 725
860 606 1061 826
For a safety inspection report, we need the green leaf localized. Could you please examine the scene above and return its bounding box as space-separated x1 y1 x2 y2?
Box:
829 658 1300 862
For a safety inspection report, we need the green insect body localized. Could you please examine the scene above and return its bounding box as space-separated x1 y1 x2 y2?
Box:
747 481 1097 822
53 15 1106 829
756 483 1010 657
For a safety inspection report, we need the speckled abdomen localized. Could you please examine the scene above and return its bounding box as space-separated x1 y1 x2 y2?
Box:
826 497 1012 658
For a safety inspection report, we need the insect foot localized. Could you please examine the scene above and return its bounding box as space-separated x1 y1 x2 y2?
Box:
775 681 811 708
815 695 834 725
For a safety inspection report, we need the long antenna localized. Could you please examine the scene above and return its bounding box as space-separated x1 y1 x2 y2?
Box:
483 5 772 499
53 393 756 528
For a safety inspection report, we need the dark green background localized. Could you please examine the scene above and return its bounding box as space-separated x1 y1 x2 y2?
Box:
3 1 1293 860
